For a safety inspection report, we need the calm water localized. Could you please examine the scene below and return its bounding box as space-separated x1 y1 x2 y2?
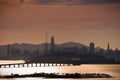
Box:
0 60 120 80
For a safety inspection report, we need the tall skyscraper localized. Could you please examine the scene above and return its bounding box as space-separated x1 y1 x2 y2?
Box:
89 42 95 53
50 36 55 53
107 42 110 53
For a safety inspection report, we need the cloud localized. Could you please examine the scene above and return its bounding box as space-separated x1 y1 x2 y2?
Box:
80 0 120 4
30 0 79 5
0 0 120 6
30 0 120 5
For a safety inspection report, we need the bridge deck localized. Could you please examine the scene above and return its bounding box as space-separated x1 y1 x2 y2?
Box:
0 63 73 68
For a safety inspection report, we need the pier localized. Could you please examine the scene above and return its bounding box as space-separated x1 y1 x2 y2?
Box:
0 63 73 68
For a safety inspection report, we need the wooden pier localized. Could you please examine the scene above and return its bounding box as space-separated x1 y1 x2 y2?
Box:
0 63 72 68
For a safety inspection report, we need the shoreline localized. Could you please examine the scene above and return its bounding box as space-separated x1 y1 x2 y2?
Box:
0 73 112 79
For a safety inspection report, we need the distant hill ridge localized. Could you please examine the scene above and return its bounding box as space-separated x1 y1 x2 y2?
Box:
0 42 102 53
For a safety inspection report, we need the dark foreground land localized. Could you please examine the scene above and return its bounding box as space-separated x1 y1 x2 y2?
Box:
27 52 120 65
0 73 112 79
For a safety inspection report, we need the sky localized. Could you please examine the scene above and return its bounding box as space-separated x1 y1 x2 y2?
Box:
0 0 120 49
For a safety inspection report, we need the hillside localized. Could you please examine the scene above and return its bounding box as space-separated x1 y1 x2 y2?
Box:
0 42 90 53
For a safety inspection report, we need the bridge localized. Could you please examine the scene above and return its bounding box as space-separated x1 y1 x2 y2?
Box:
0 63 73 68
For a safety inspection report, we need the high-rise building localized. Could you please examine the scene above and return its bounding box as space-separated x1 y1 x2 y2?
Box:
107 42 110 53
89 42 95 53
50 36 55 53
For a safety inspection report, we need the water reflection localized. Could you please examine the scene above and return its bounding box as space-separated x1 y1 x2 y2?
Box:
0 67 59 75
0 65 120 76
0 60 120 80
0 60 25 65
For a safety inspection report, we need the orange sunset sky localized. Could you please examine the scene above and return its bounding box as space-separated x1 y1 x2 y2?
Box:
0 0 120 49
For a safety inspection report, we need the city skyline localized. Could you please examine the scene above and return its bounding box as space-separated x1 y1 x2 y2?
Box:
0 0 120 49
0 35 119 64
0 36 118 51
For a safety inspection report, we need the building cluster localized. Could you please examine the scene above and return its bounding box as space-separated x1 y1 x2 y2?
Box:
44 36 120 55
0 36 120 59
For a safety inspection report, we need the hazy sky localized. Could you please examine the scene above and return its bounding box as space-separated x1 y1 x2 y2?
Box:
0 0 120 49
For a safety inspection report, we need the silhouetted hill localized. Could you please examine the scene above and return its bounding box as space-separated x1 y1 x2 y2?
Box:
11 43 38 52
59 42 88 48
0 42 89 53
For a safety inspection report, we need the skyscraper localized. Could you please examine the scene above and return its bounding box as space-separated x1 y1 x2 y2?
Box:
89 42 95 53
107 42 110 53
50 36 55 53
